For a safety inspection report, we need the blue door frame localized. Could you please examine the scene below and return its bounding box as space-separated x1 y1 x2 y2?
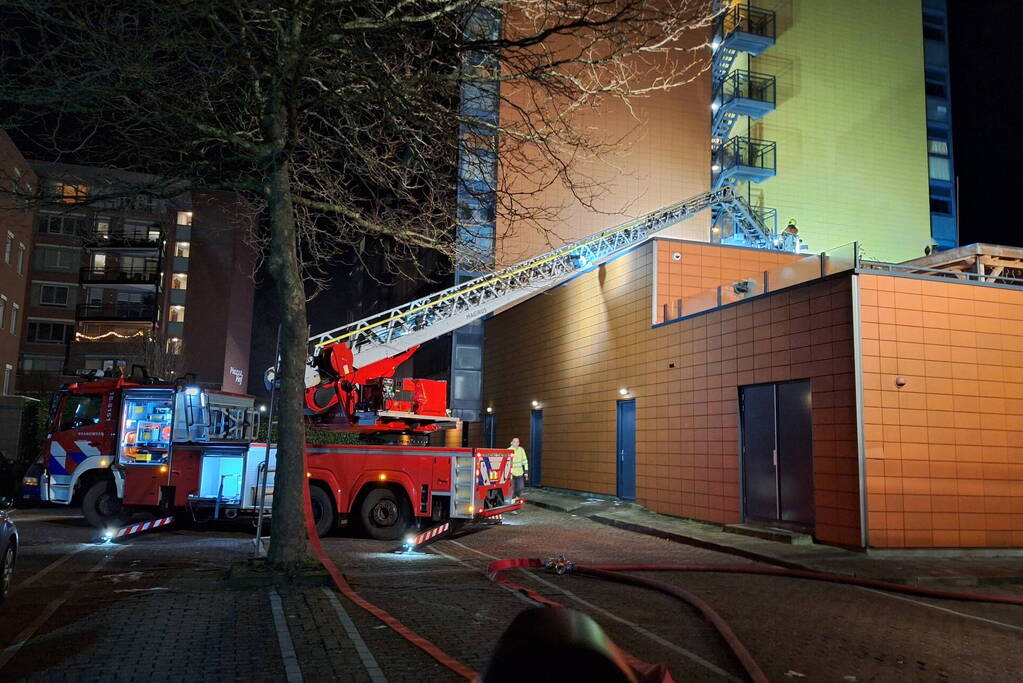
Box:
616 399 636 500
530 409 543 487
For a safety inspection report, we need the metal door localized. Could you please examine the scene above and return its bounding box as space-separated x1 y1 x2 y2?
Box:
530 409 543 487
483 414 496 449
740 381 814 526
777 381 814 525
740 384 778 521
616 400 636 500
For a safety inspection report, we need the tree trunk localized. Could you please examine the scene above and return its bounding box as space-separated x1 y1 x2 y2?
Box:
264 148 314 570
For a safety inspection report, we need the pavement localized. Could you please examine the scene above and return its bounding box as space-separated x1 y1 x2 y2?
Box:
525 487 1023 587
1 500 1022 682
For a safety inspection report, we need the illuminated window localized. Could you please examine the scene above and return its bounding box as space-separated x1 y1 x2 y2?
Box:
4 232 12 264
11 304 18 334
928 140 949 156
17 243 25 275
176 211 193 226
166 337 183 355
171 273 188 290
57 183 87 204
928 155 951 182
175 242 190 258
169 305 185 322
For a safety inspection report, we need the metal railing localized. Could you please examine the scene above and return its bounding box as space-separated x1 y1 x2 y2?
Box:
714 137 777 174
76 302 157 321
83 229 163 249
714 69 776 109
858 260 1023 287
79 266 160 284
717 4 777 42
309 186 782 364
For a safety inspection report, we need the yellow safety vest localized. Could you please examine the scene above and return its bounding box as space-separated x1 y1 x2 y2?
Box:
510 446 529 476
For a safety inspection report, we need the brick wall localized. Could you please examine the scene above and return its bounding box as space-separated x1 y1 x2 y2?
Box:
0 132 36 392
859 273 1023 547
483 240 860 545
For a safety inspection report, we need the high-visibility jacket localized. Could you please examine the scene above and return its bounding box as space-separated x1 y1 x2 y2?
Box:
510 446 529 476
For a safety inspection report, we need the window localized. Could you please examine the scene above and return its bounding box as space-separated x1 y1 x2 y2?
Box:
0 296 6 329
930 198 951 214
56 183 88 204
17 243 25 275
171 273 188 290
11 304 19 334
176 211 193 226
166 337 183 355
21 356 63 373
928 139 949 156
95 219 110 237
2 365 11 395
40 285 70 307
925 81 946 98
27 321 72 344
175 242 190 258
929 155 951 182
58 394 103 431
926 97 949 123
923 26 945 42
5 232 13 264
168 305 185 322
38 214 86 236
36 246 78 272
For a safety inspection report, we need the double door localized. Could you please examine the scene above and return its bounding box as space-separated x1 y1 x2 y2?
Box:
740 380 814 528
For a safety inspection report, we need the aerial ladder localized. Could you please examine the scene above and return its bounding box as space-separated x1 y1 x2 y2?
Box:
297 185 785 436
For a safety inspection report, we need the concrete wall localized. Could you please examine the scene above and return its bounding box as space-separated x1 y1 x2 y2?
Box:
859 273 1023 547
481 239 861 546
739 0 932 261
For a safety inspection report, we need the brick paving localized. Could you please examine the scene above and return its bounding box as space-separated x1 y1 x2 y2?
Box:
3 504 1023 682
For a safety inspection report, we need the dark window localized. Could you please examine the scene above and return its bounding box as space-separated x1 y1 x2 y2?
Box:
925 81 946 97
27 321 72 344
923 26 944 41
59 394 103 431
930 198 951 214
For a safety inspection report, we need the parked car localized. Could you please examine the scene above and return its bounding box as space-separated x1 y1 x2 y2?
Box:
0 497 16 603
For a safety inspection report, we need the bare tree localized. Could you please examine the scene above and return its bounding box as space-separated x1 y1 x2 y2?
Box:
0 0 714 569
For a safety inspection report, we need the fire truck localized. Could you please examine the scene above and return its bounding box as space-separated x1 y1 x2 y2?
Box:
23 186 791 539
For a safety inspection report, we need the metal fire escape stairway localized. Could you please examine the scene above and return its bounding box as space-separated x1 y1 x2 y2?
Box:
310 186 774 369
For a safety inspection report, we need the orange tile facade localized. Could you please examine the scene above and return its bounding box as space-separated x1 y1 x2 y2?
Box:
482 240 861 546
654 240 802 323
858 274 1023 548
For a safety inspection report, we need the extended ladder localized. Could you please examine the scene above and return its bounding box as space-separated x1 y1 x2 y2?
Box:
311 185 777 367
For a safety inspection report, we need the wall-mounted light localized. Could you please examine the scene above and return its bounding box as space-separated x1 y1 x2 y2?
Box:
486 406 493 414
711 40 720 51
531 400 540 408
711 163 721 173
618 388 629 396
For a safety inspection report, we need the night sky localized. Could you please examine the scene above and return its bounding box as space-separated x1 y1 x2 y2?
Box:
948 0 1023 248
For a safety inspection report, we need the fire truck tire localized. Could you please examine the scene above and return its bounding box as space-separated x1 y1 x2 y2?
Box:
360 488 411 541
309 485 335 537
81 479 129 529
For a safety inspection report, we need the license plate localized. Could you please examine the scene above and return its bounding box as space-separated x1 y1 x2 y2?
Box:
135 452 151 462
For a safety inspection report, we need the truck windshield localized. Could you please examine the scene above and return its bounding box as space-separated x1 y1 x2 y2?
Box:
59 395 103 431
120 394 173 465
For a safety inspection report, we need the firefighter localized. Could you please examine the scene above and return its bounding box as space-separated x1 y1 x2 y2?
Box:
509 437 528 509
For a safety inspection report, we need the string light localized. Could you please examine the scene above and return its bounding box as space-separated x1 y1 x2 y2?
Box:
75 330 148 341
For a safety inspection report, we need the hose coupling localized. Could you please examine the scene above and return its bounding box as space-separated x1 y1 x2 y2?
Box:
543 555 575 575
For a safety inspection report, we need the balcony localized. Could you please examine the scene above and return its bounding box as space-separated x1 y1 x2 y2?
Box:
713 137 777 186
715 4 776 58
80 266 160 287
83 228 164 250
76 302 157 321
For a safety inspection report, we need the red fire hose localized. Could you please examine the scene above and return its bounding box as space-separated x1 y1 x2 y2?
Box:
487 557 1023 683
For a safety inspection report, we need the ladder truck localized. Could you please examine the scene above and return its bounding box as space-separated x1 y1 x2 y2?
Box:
29 186 785 540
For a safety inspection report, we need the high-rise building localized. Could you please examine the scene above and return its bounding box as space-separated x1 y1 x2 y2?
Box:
19 161 256 393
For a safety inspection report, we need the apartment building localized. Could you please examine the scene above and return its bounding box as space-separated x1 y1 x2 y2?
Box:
0 132 36 395
18 162 255 393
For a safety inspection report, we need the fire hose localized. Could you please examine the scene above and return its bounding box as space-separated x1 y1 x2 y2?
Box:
487 557 1023 683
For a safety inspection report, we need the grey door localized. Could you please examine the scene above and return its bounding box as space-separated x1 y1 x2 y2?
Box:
740 380 814 527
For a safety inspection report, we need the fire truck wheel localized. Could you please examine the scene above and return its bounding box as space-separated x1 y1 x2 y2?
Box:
360 488 410 541
309 485 335 537
81 480 129 529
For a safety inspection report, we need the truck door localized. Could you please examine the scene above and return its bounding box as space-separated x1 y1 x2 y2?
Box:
118 389 176 506
46 391 109 503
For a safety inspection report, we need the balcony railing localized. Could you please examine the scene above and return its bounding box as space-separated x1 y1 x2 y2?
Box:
715 4 776 56
80 266 160 285
713 137 777 185
83 229 164 249
76 302 157 321
714 70 776 116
